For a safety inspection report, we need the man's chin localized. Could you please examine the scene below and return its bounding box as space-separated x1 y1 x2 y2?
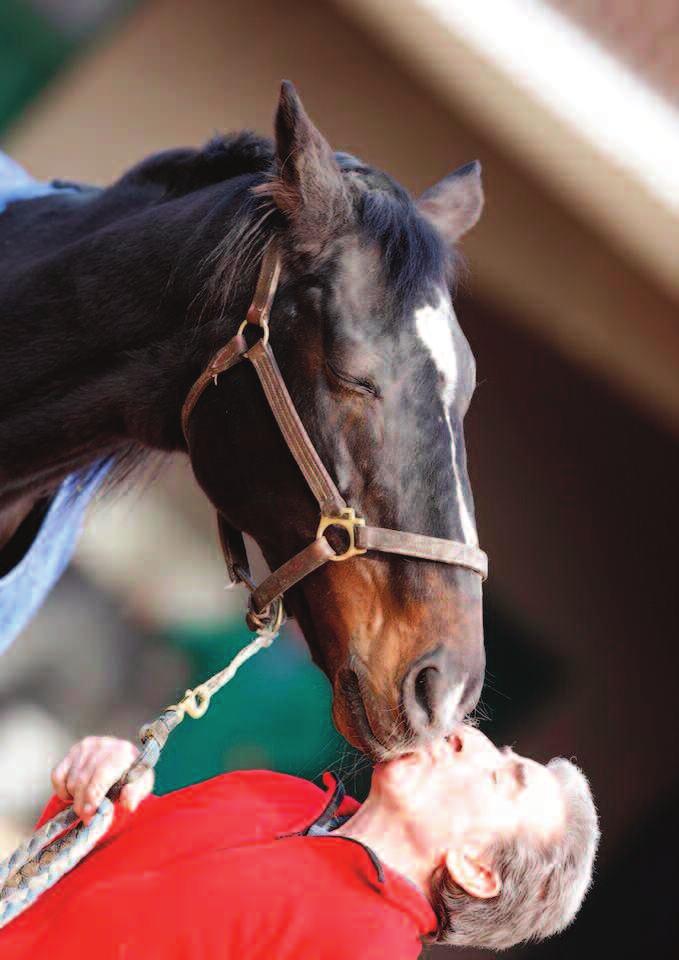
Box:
373 748 431 788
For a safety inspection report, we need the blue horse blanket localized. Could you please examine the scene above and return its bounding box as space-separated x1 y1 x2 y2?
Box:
0 152 111 654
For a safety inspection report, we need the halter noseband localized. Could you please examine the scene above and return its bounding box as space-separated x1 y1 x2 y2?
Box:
182 239 488 633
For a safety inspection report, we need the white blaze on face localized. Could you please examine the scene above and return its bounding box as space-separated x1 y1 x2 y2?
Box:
414 290 478 546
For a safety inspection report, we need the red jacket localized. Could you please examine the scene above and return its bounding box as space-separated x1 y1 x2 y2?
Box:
0 771 436 959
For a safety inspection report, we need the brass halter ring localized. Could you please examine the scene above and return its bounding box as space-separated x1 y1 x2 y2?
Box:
238 305 270 346
316 507 367 562
246 596 285 635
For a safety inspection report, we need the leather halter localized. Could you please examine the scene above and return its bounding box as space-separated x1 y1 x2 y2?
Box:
182 239 488 632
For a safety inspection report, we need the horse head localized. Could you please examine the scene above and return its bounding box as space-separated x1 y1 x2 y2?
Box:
187 83 485 758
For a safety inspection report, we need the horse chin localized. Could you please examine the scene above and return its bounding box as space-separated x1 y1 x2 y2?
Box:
332 701 386 762
332 667 406 762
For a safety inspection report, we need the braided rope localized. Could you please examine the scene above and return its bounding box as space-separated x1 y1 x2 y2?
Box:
0 624 279 929
0 803 113 927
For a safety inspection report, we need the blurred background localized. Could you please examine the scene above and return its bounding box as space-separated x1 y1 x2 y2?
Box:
1 0 678 955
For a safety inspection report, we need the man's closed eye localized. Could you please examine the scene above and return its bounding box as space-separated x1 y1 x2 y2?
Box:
491 762 526 791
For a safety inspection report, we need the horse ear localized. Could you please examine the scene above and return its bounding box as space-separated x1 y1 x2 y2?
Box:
417 161 484 244
266 81 350 250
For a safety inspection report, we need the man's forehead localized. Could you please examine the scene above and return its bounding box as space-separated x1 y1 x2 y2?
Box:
517 759 566 840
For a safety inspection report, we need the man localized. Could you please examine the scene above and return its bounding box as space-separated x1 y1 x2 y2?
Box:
0 727 599 957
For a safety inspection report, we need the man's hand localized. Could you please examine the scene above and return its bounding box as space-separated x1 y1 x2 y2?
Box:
51 736 154 824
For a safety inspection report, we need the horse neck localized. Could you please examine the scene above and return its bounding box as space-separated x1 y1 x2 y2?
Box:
0 183 257 505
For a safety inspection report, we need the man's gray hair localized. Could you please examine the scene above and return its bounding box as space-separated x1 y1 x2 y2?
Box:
430 757 600 951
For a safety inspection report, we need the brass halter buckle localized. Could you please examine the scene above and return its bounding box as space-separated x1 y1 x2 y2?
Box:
317 507 367 562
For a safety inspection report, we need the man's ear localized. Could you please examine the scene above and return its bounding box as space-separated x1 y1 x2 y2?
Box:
417 160 484 245
264 80 351 252
445 838 501 900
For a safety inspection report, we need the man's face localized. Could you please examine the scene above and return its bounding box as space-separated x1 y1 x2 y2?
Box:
372 725 565 855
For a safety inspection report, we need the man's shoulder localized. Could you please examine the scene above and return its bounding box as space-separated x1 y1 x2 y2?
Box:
154 769 335 831
180 768 325 802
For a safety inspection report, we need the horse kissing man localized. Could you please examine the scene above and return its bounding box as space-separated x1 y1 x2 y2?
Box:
0 725 599 958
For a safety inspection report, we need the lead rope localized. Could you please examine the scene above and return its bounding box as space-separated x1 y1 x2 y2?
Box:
0 613 282 929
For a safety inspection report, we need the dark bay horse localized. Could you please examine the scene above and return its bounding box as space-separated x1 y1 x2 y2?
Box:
0 82 485 759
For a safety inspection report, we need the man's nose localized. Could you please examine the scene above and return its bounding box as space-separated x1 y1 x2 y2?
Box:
453 723 500 763
401 645 482 737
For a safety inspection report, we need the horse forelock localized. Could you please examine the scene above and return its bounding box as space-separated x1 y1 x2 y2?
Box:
196 140 462 327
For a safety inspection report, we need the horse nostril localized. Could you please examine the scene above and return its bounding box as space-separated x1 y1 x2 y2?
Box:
402 645 459 736
414 665 440 725
402 646 478 737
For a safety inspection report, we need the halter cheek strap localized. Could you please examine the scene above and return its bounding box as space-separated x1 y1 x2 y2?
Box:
182 239 488 633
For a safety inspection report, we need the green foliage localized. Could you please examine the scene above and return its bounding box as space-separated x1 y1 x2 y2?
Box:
0 0 138 138
0 0 74 135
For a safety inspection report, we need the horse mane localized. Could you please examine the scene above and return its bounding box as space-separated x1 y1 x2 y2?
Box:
99 133 278 494
118 131 275 196
102 444 165 497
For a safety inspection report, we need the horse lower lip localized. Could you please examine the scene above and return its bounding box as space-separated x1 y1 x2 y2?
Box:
339 669 386 757
351 697 385 757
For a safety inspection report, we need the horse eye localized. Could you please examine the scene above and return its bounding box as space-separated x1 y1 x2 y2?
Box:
326 360 381 399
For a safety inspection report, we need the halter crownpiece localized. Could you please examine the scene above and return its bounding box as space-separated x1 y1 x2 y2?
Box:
182 238 488 632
